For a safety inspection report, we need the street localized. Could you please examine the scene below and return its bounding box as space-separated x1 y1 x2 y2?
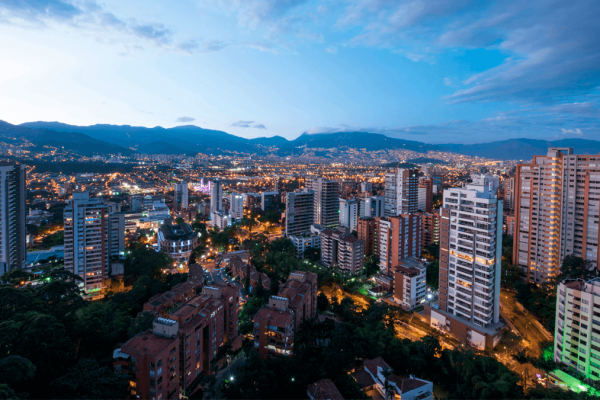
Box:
500 290 551 357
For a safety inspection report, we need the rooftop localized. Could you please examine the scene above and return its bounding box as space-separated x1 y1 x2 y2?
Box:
160 223 195 240
307 379 344 400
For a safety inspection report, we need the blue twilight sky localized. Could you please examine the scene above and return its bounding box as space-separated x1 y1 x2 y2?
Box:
1 0 599 143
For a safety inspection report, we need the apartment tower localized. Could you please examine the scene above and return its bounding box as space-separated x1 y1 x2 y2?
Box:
0 163 26 274
427 174 504 350
174 182 188 211
384 168 418 217
339 197 358 232
378 214 423 275
308 177 340 229
210 179 223 216
285 189 315 236
513 148 600 284
64 192 123 291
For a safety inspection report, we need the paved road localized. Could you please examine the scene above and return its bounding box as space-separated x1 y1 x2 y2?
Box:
500 290 550 357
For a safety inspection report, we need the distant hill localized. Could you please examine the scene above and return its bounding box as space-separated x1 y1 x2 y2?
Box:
9 121 600 160
0 121 133 156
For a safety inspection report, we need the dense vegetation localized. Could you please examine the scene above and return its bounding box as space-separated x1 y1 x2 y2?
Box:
0 247 186 399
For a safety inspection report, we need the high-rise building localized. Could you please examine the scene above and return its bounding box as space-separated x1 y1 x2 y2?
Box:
361 182 373 193
553 278 600 380
320 227 365 275
261 191 279 211
175 182 188 211
513 148 600 284
427 174 504 350
359 195 384 218
378 214 423 275
358 217 378 256
418 178 433 213
384 169 418 217
308 177 340 229
285 189 314 236
64 192 124 291
421 210 440 247
503 175 515 211
339 198 358 231
0 162 26 275
230 193 244 219
210 179 223 217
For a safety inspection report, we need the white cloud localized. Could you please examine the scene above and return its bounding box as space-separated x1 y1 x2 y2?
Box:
561 128 583 136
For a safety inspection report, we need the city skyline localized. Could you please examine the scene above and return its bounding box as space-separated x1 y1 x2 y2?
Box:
1 0 599 143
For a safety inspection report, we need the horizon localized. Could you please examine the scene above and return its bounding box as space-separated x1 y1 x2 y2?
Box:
1 1 599 143
3 118 600 146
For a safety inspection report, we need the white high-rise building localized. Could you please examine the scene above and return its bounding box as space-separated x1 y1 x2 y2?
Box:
175 182 188 211
64 192 124 291
554 278 600 380
0 163 26 275
439 174 502 329
230 193 244 219
360 195 384 218
307 177 340 229
360 182 373 193
339 198 358 232
384 169 418 217
210 179 223 216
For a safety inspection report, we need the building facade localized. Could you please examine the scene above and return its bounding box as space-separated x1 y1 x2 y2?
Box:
116 282 241 399
393 257 427 310
174 182 188 211
285 189 314 236
426 174 504 351
384 169 418 217
358 217 378 256
554 278 600 380
421 210 440 247
308 177 340 229
261 191 279 211
320 227 365 275
158 223 198 265
0 162 26 274
339 197 358 232
253 271 318 359
64 192 123 291
418 178 433 213
378 214 423 275
359 195 384 218
503 175 515 212
210 179 223 217
230 193 244 219
513 148 600 285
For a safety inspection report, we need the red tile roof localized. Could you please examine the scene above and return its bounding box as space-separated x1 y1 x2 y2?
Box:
122 330 177 357
307 379 344 400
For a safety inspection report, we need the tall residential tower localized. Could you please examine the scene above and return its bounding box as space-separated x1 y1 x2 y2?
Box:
513 148 600 284
384 169 418 217
0 163 26 275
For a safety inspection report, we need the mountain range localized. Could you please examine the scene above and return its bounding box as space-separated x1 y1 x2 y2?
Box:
1 120 600 161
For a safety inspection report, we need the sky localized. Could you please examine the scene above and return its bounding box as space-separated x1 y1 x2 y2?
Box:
0 0 599 143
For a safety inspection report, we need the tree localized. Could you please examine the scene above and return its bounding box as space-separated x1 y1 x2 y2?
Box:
560 255 597 281
426 260 439 290
175 217 185 225
128 311 155 337
422 242 440 260
317 293 329 312
0 355 36 387
51 358 128 399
